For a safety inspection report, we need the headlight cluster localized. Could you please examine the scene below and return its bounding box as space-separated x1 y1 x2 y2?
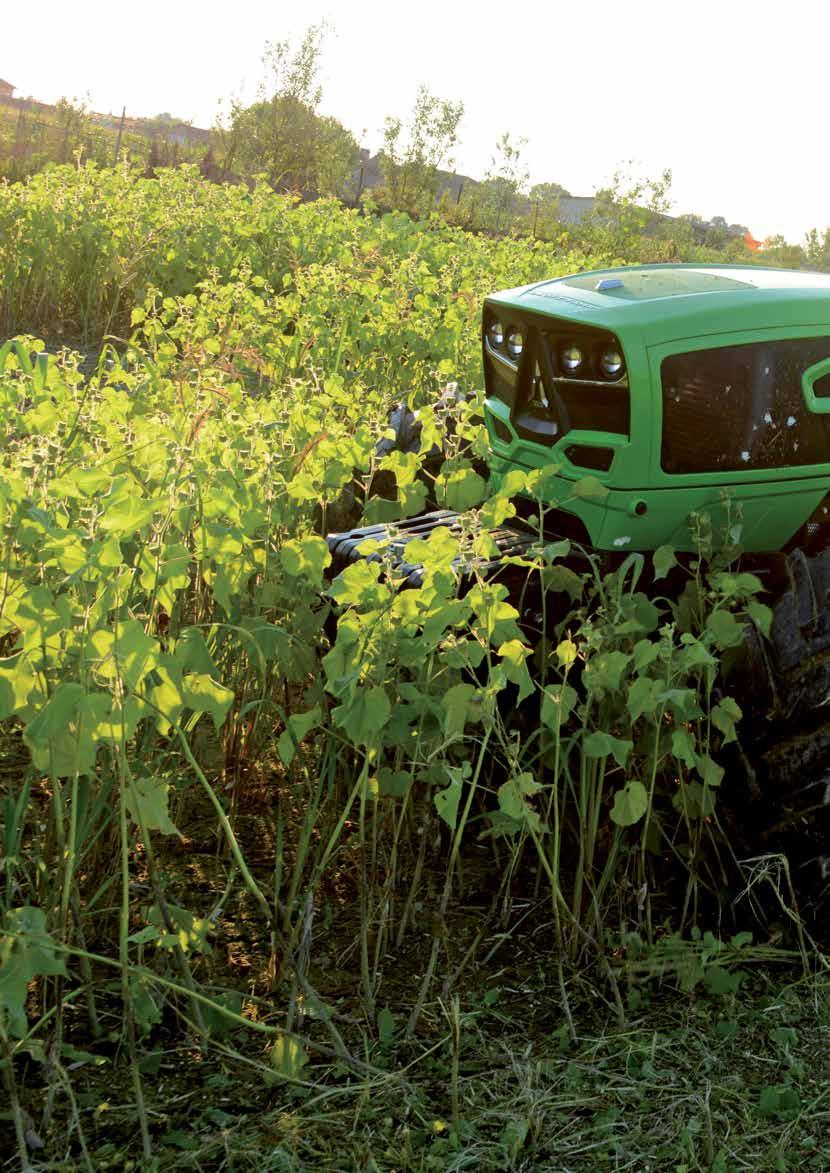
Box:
556 341 626 382
486 315 626 383
487 319 524 363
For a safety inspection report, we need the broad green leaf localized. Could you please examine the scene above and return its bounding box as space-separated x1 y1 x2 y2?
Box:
328 559 388 609
398 480 429 517
696 752 724 789
442 682 477 737
24 683 99 777
13 586 73 657
0 653 41 720
377 1006 396 1047
677 637 718 673
434 766 465 830
542 565 585 601
332 685 390 746
583 731 632 768
25 398 58 434
87 696 145 743
769 1027 798 1046
706 609 745 649
172 628 217 676
746 600 772 638
542 539 571 563
758 1084 800 1117
659 687 702 721
711 697 742 744
467 582 522 645
126 776 180 836
277 705 321 765
270 1034 307 1079
439 466 486 511
181 674 235 731
49 466 113 499
583 650 631 693
571 475 609 501
141 664 185 734
0 907 67 1037
652 544 678 581
672 779 716 818
556 638 578 668
541 683 578 728
86 622 159 690
138 542 191 603
405 525 461 570
99 493 161 534
199 991 244 1040
610 779 648 827
632 639 659 673
626 675 663 723
497 639 534 703
671 728 697 768
704 965 744 996
280 535 332 586
376 768 412 798
525 463 561 499
498 772 544 831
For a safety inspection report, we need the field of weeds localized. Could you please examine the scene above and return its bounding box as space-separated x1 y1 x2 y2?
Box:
0 166 826 1170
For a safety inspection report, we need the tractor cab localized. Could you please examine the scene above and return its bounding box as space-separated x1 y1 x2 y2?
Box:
483 264 830 553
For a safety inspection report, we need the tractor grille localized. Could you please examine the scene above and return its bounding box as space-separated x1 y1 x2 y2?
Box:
661 337 830 474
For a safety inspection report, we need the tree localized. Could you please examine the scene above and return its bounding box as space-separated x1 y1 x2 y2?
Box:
378 85 464 215
53 96 91 164
529 181 571 202
527 181 571 240
763 234 808 269
476 132 529 234
804 227 830 271
220 25 359 196
575 166 675 259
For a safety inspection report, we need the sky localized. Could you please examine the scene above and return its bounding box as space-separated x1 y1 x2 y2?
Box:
3 1 825 242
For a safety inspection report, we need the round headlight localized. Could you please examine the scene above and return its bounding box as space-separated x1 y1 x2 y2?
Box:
560 344 583 374
487 320 505 349
506 329 524 360
600 349 625 379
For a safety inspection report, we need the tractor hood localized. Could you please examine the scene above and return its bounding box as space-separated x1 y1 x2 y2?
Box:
488 264 830 347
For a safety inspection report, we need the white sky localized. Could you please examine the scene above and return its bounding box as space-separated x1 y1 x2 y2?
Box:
3 0 824 242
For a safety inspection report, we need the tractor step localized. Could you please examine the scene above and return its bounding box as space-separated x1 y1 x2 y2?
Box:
326 509 537 588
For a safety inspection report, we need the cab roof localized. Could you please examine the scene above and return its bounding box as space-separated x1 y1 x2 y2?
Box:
488 264 830 346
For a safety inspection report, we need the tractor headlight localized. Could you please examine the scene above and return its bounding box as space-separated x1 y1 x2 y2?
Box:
487 320 505 349
506 329 524 360
599 349 625 380
560 344 583 374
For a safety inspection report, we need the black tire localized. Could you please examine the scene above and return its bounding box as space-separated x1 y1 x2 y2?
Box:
730 548 830 928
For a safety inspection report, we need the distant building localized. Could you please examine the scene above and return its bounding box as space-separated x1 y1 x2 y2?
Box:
0 79 15 99
555 196 597 225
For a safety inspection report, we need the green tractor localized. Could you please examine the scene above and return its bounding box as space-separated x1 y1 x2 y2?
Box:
328 264 830 926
